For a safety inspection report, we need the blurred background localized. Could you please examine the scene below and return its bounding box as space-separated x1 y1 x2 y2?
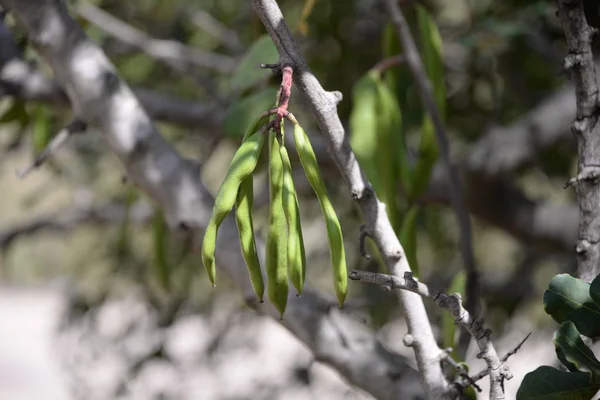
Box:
0 0 591 399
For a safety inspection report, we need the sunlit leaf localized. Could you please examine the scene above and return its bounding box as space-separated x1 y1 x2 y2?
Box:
230 35 278 93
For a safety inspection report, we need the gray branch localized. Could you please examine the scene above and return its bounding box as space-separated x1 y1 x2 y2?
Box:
557 0 600 282
250 0 452 398
350 270 513 400
0 0 423 398
75 3 236 73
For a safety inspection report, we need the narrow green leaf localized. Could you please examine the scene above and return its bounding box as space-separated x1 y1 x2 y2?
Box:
230 35 278 93
517 366 600 400
374 76 404 231
543 274 600 338
399 205 420 276
554 321 600 378
409 5 446 199
153 208 170 291
0 100 29 127
115 188 138 259
32 104 52 154
349 71 381 191
223 87 278 137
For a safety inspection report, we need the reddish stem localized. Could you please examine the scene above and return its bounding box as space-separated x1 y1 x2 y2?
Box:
274 64 293 135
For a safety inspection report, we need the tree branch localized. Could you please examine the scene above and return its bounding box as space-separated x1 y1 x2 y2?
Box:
0 30 221 130
75 3 236 73
350 270 513 400
557 0 600 282
0 1 423 398
250 0 453 397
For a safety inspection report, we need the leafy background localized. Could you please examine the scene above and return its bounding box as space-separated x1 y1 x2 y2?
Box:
0 0 592 399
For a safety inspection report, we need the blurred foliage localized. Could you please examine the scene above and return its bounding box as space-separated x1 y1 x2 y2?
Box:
0 0 583 355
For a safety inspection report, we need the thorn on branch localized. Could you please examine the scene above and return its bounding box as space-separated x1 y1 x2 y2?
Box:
564 165 600 188
359 224 372 260
17 118 87 179
468 332 531 384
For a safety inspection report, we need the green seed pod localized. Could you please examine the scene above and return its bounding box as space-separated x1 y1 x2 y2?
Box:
292 123 347 307
266 128 288 317
279 143 306 296
231 113 273 301
235 176 265 302
201 126 265 286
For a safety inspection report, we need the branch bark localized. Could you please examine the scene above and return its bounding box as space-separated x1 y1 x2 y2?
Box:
557 0 600 282
350 270 513 400
250 0 453 398
1 0 423 398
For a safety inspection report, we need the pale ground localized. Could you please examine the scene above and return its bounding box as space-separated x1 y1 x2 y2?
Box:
0 283 584 400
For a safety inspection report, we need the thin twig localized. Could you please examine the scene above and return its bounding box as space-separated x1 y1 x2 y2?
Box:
441 350 482 393
17 119 87 179
75 3 236 73
372 55 406 74
350 269 513 399
186 7 244 54
468 332 532 384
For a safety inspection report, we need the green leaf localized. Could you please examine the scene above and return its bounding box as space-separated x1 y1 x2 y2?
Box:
115 188 138 259
374 76 404 231
223 87 278 137
589 274 600 307
230 35 278 93
0 100 29 127
517 366 600 400
409 5 445 199
417 4 446 116
554 321 600 378
349 71 382 193
153 208 170 291
442 271 466 357
32 104 52 154
399 205 420 276
543 274 600 338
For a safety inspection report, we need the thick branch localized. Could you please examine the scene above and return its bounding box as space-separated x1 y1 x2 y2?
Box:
1 1 422 398
250 0 452 398
0 22 221 130
557 0 600 282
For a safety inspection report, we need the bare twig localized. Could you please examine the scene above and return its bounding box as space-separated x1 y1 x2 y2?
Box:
468 332 531 384
250 0 452 397
382 0 481 320
17 118 87 178
350 269 513 399
0 201 153 251
186 7 244 54
372 54 406 74
75 3 236 73
441 351 482 393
